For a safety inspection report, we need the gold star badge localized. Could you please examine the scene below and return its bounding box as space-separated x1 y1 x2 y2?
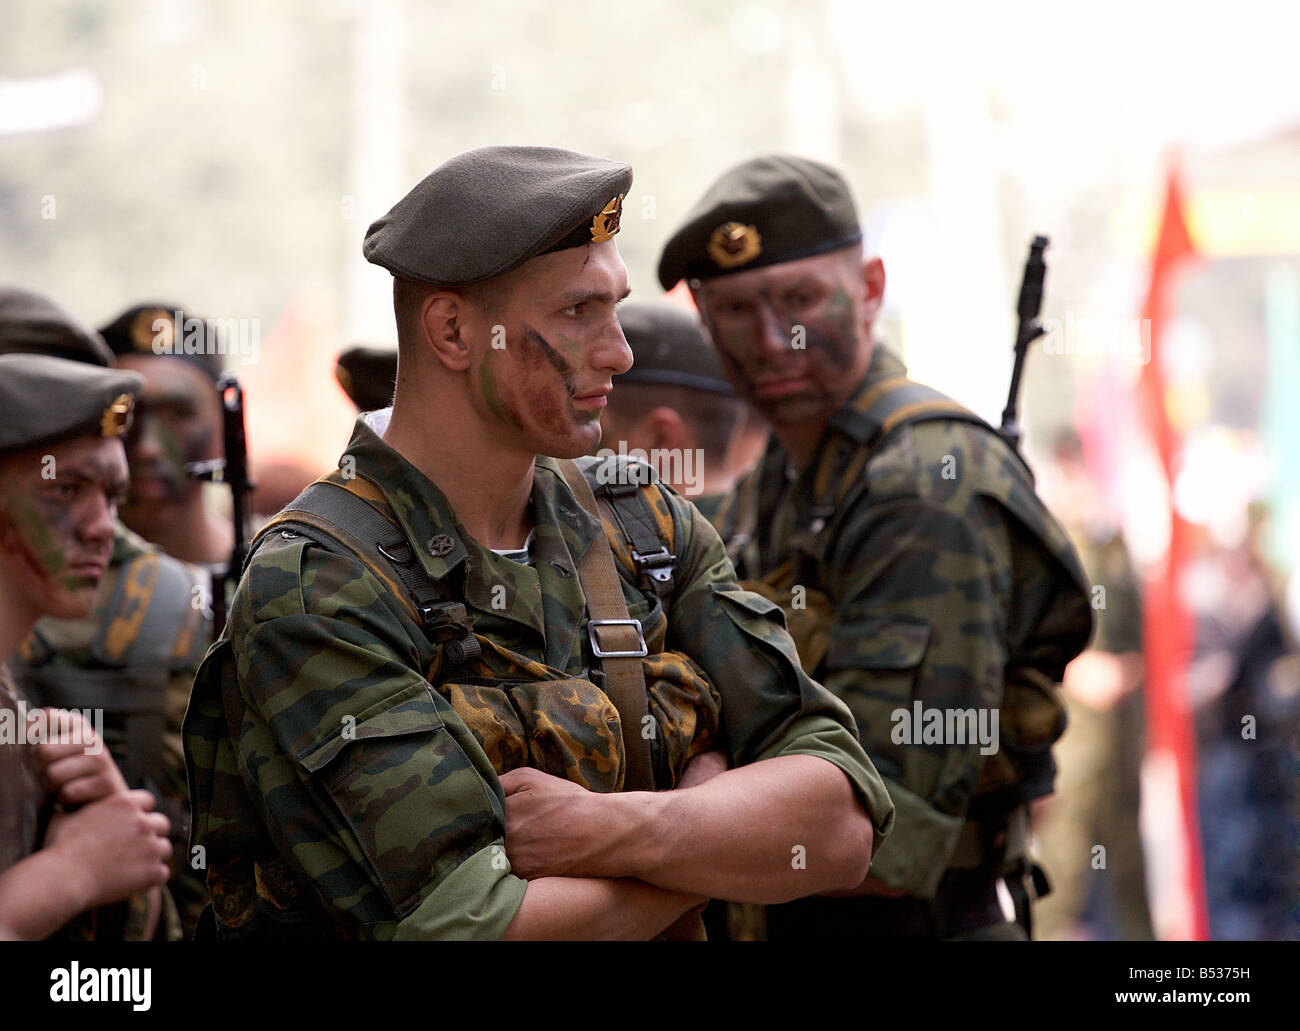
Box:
131 308 173 354
100 394 135 438
707 222 762 269
590 195 624 244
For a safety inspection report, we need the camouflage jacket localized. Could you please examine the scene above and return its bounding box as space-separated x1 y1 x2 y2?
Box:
15 522 210 938
719 346 1092 898
0 664 43 881
184 413 895 940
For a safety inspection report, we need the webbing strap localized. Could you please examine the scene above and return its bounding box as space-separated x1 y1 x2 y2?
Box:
596 478 676 598
253 481 480 665
558 460 655 793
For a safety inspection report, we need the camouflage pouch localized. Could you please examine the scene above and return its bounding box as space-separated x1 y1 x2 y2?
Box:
435 636 721 793
438 677 625 792
642 649 721 785
973 667 1067 799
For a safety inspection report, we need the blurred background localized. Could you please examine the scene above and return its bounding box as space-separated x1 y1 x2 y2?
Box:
2 0 1296 940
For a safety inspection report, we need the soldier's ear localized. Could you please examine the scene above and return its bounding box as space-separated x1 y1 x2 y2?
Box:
642 406 688 453
421 291 472 372
860 257 885 324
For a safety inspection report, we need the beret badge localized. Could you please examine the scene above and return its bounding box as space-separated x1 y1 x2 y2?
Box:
707 221 762 269
100 393 135 438
590 194 624 244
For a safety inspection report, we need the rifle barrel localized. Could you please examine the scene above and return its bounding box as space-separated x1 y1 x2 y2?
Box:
999 235 1050 450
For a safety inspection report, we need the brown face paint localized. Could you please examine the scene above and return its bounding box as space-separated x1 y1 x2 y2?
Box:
0 448 120 611
119 359 220 509
510 325 578 438
708 284 860 426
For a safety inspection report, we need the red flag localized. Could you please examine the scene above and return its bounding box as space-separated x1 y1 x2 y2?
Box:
1137 164 1208 940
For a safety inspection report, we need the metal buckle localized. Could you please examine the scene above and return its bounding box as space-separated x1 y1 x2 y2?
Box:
377 539 414 565
631 546 675 584
587 618 648 658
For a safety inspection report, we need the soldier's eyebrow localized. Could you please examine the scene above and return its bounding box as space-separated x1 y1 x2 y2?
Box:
53 464 130 494
554 285 632 307
139 389 201 408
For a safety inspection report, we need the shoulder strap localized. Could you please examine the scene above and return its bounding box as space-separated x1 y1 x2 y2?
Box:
558 460 655 793
251 479 480 666
812 375 1032 522
831 375 990 448
579 456 678 600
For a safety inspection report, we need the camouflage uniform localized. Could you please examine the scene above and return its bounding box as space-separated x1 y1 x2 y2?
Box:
15 521 211 939
184 413 895 940
0 665 44 885
719 345 1093 939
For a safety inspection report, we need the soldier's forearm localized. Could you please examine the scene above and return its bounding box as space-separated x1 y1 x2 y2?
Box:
606 755 873 903
0 848 94 941
501 876 704 941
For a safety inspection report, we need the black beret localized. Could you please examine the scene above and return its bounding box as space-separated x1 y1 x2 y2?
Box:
615 302 733 396
363 146 633 285
657 154 862 290
335 345 398 412
99 304 224 381
0 287 113 365
0 354 142 455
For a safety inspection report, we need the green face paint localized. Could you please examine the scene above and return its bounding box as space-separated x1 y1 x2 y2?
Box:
553 331 585 364
479 357 521 430
7 493 69 579
823 287 853 329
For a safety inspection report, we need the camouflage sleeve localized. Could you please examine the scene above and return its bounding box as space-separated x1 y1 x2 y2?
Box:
661 492 896 851
228 538 527 939
818 493 1011 897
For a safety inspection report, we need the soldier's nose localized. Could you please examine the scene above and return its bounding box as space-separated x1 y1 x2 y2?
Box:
757 305 789 358
595 320 633 376
81 491 116 549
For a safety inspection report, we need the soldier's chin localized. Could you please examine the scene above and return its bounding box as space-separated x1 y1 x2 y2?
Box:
45 582 98 620
759 393 830 426
539 424 603 461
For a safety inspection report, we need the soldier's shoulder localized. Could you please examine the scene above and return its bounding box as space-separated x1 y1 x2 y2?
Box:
237 527 410 630
873 416 1088 590
861 413 1014 510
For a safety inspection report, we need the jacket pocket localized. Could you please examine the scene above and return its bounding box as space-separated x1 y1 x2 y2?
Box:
826 611 929 684
293 686 499 920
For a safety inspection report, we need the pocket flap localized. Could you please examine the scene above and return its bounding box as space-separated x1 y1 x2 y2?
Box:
296 691 444 773
709 583 784 620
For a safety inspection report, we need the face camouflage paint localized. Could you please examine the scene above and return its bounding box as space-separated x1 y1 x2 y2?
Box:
479 356 521 430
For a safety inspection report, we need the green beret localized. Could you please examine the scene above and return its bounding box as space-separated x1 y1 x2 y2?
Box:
0 354 142 455
657 154 862 290
615 302 733 396
99 304 224 381
0 287 113 365
363 146 633 285
335 345 397 412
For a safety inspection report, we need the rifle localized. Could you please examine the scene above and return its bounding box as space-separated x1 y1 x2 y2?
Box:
185 374 254 633
998 235 1050 455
